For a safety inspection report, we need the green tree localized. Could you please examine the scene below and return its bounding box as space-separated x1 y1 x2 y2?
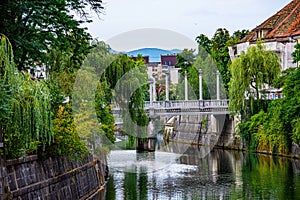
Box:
292 43 300 64
194 54 220 99
175 49 199 100
238 41 300 153
0 34 55 158
79 42 149 146
196 28 249 92
281 68 300 144
73 42 117 146
229 43 281 116
0 0 103 71
174 47 225 100
46 105 88 158
105 54 148 141
0 34 13 156
175 49 196 69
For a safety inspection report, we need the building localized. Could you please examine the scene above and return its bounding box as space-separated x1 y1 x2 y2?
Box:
229 0 300 71
130 52 180 84
161 54 177 66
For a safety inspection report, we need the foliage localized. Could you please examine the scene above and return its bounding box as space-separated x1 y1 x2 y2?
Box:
281 67 300 144
227 30 250 46
0 34 13 124
0 34 54 159
273 67 296 89
229 43 281 116
95 82 116 143
175 49 198 99
0 34 13 123
239 66 300 153
234 41 300 153
175 49 196 70
0 0 103 71
195 53 226 99
106 54 148 138
0 79 11 123
72 65 116 151
292 43 300 64
79 42 149 146
79 41 117 145
257 100 288 153
210 28 231 92
45 78 66 116
238 111 265 150
44 105 87 158
0 34 53 158
1 34 90 159
174 47 226 100
5 74 54 158
196 28 249 92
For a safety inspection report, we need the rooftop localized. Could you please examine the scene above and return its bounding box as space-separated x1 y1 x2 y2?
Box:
241 0 300 42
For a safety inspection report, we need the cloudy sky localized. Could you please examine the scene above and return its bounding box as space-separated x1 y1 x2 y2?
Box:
85 0 291 51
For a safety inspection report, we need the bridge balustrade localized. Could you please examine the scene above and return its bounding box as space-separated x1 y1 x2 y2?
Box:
144 99 229 109
112 99 229 116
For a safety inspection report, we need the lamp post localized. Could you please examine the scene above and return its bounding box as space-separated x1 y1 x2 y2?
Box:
199 69 203 100
148 78 153 107
165 70 170 101
216 70 220 100
152 73 156 102
185 71 188 101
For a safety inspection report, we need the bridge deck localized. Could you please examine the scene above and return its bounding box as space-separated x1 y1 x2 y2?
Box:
112 99 229 116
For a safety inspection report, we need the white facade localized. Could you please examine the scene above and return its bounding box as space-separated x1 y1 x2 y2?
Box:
229 40 297 71
147 64 179 84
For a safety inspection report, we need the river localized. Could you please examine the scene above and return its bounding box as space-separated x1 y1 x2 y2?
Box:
104 142 300 200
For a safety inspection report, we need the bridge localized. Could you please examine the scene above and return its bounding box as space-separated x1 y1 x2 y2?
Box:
145 99 229 115
112 69 229 117
112 99 229 116
112 69 232 151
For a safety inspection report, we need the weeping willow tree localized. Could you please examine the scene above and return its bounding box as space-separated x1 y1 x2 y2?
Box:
101 54 148 147
0 34 53 159
76 41 148 149
229 43 281 118
73 41 117 152
0 34 14 156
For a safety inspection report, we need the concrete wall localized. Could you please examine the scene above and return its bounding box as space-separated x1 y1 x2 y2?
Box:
0 153 107 200
164 114 300 158
164 114 242 149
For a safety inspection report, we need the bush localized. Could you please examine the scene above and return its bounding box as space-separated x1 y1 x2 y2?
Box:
41 105 88 159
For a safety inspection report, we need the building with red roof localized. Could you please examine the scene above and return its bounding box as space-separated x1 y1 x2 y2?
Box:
229 0 300 70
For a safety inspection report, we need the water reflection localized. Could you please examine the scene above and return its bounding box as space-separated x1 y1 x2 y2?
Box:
106 145 300 200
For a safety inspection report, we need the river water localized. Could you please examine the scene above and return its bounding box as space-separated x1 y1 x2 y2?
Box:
104 143 300 200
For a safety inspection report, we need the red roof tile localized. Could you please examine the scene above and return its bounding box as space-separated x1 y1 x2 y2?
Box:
241 0 300 42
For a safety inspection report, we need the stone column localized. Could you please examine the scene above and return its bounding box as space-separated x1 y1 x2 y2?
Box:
199 69 203 100
152 74 156 102
149 78 153 107
216 70 220 100
185 71 188 101
165 70 170 101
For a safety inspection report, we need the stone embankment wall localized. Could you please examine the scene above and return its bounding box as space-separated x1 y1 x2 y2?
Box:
0 153 107 200
164 114 300 158
164 114 241 149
